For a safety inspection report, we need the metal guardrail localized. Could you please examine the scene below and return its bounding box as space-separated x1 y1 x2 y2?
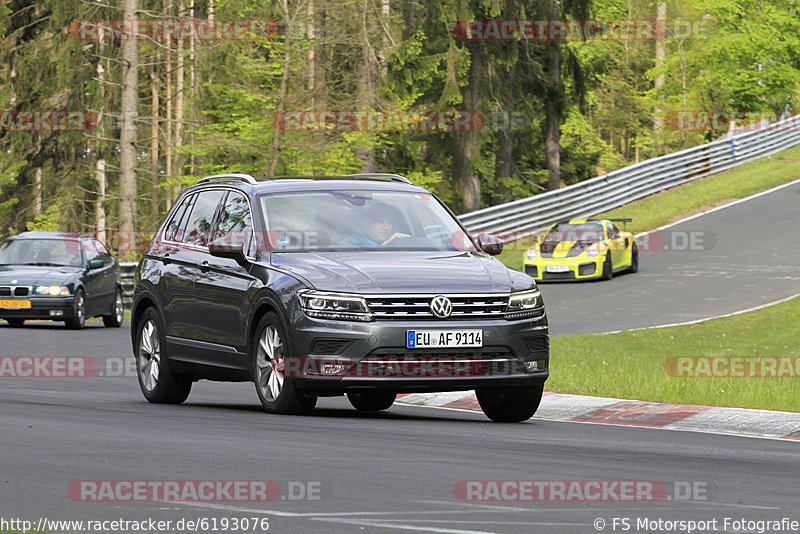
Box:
119 262 136 309
458 114 800 240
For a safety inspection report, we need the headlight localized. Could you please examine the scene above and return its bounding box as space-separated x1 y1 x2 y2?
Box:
586 244 600 258
525 248 537 259
35 285 70 296
506 289 544 320
298 290 372 322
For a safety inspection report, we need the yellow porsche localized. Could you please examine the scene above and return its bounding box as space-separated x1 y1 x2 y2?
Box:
522 218 639 281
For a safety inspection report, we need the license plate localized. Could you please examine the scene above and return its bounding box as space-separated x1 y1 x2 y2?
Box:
0 300 31 309
545 265 570 273
407 330 483 349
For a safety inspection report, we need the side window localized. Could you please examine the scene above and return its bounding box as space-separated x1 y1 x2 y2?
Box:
607 223 620 239
181 190 227 247
164 194 194 242
84 239 101 264
93 240 113 265
214 191 255 255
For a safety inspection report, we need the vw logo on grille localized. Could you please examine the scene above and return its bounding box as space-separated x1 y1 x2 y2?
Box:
430 295 453 319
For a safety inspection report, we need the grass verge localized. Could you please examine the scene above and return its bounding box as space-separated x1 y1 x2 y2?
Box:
496 143 800 272
547 295 800 412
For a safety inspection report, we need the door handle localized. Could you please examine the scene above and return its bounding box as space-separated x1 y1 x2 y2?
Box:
162 253 171 264
200 261 210 272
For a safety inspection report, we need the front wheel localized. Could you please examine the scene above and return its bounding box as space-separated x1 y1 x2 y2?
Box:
65 289 85 329
601 255 613 280
134 307 191 404
476 384 544 422
252 313 317 415
103 288 124 327
347 391 397 412
627 242 639 273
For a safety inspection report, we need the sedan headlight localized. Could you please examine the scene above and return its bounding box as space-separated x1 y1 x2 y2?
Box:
506 289 544 320
525 248 537 259
298 290 372 322
35 285 70 296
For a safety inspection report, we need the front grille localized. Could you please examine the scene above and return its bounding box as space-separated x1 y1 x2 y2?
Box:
524 265 538 277
309 338 353 355
543 271 575 280
365 294 508 320
0 286 30 296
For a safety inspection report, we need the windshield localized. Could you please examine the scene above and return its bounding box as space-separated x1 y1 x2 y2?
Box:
258 190 477 252
543 222 605 245
0 238 83 267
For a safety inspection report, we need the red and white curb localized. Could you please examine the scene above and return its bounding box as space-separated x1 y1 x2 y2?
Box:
396 391 800 440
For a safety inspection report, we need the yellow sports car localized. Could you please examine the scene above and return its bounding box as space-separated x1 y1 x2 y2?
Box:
522 218 639 281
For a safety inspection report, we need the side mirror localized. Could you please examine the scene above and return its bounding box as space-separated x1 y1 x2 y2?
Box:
89 259 104 269
477 233 504 256
208 240 249 267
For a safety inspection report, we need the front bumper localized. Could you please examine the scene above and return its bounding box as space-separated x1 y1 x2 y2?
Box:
0 296 76 321
523 257 604 281
286 314 549 395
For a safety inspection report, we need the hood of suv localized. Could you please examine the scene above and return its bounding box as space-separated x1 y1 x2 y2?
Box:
270 251 521 294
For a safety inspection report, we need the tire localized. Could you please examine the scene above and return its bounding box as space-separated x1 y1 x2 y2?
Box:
252 312 317 415
347 391 397 412
627 242 639 273
65 289 85 329
6 318 24 327
601 255 613 280
103 288 124 327
134 307 191 404
476 384 544 422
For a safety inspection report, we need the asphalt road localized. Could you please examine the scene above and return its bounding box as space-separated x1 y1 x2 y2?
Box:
537 180 800 335
1 324 799 534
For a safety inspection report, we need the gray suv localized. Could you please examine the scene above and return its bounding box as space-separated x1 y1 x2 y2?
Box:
131 173 549 421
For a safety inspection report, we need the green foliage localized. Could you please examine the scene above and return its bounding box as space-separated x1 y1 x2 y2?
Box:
25 204 61 232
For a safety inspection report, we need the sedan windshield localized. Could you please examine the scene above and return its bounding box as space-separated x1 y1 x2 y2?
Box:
258 190 477 252
0 238 83 267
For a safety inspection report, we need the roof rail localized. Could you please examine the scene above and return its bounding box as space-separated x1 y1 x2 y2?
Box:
197 173 257 185
345 173 413 184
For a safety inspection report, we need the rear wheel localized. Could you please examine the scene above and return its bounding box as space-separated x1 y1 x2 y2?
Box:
65 289 85 329
6 318 24 327
103 288 124 327
134 307 191 404
347 391 397 412
627 242 639 273
252 313 317 415
476 384 544 422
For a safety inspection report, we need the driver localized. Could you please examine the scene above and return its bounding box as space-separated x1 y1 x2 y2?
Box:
343 203 409 246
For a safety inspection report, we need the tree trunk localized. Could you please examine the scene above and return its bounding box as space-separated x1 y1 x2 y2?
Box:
149 53 160 226
33 135 42 216
653 1 666 140
268 0 292 176
493 65 516 205
453 41 481 213
173 0 185 192
356 0 378 172
119 0 140 255
165 19 173 210
545 0 562 191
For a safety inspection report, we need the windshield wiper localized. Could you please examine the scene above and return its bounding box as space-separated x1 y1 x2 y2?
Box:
23 262 64 266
